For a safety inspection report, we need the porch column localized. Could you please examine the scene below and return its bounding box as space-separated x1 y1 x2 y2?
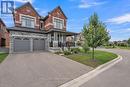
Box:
61 33 63 43
53 32 58 47
63 34 66 47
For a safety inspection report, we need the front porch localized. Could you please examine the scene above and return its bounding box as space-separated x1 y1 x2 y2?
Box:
47 30 78 51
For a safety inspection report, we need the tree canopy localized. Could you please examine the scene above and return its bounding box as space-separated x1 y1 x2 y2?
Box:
82 13 110 59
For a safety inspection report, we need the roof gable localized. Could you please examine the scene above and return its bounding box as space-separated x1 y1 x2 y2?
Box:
43 6 67 20
15 2 40 16
50 6 67 19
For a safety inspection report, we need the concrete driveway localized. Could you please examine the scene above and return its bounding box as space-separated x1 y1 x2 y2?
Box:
80 49 130 87
0 52 93 87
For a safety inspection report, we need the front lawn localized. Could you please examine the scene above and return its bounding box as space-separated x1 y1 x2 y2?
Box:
0 53 8 63
65 50 117 68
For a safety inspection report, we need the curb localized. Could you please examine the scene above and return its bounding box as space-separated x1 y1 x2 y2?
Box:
59 55 122 87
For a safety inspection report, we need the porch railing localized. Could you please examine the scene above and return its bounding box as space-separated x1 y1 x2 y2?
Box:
49 41 75 47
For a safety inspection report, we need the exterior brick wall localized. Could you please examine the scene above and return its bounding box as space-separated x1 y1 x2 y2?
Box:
0 19 9 48
44 7 67 31
14 3 40 30
5 32 10 48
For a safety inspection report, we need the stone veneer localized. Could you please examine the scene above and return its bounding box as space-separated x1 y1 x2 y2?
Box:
9 31 48 53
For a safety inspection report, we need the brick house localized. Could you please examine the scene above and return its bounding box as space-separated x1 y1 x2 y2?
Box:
0 19 9 48
3 2 77 53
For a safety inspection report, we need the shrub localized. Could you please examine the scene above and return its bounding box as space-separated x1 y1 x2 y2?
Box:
55 51 63 55
64 51 71 55
82 42 90 53
83 47 90 53
71 48 80 54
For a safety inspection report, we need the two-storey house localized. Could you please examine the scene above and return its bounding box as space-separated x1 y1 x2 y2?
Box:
0 19 9 48
6 2 77 53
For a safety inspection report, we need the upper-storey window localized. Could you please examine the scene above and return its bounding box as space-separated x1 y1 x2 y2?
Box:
53 17 64 29
21 16 35 28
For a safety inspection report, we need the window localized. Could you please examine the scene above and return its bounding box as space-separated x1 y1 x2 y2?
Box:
21 16 35 28
53 18 64 29
40 22 43 29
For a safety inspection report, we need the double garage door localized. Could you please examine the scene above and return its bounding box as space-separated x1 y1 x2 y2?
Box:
14 37 45 52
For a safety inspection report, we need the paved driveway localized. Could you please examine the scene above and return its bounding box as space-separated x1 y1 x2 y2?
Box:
81 49 130 87
0 52 93 87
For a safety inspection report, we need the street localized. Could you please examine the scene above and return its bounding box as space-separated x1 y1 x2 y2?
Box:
81 49 130 87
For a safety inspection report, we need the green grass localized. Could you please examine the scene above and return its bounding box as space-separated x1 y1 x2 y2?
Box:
65 50 117 68
0 53 8 63
105 46 130 50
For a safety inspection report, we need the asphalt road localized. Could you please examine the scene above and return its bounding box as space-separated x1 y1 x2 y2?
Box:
80 49 130 87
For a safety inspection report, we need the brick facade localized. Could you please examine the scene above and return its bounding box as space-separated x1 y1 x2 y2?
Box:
0 19 9 48
14 2 40 30
43 6 67 31
13 2 67 31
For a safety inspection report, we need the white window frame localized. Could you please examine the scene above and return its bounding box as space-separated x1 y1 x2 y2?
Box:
53 17 64 29
21 16 35 28
20 14 37 28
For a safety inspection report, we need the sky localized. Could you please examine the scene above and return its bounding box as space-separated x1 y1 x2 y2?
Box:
1 0 130 41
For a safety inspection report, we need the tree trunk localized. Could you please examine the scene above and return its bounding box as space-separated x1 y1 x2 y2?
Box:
92 47 95 60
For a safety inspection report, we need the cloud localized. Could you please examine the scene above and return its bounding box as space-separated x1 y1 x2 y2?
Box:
109 28 130 41
35 8 48 16
14 0 34 3
106 13 130 24
109 28 130 34
40 10 48 15
78 0 107 8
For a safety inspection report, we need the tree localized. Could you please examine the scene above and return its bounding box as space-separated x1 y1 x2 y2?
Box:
82 13 110 60
127 38 130 46
82 40 90 53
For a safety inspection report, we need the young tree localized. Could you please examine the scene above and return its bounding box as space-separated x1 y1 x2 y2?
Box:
82 13 110 60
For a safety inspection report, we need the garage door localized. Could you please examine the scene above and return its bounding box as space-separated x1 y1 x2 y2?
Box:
33 38 45 51
14 38 30 52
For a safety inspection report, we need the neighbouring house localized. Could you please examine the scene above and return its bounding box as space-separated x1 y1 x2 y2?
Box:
76 33 84 46
3 2 78 53
0 19 9 48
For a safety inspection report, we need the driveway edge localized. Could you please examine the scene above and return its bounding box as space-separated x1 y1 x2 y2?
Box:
59 55 123 87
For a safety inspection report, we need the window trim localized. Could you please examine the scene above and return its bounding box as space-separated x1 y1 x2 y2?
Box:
20 14 36 28
21 16 35 28
53 17 64 29
40 21 44 29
